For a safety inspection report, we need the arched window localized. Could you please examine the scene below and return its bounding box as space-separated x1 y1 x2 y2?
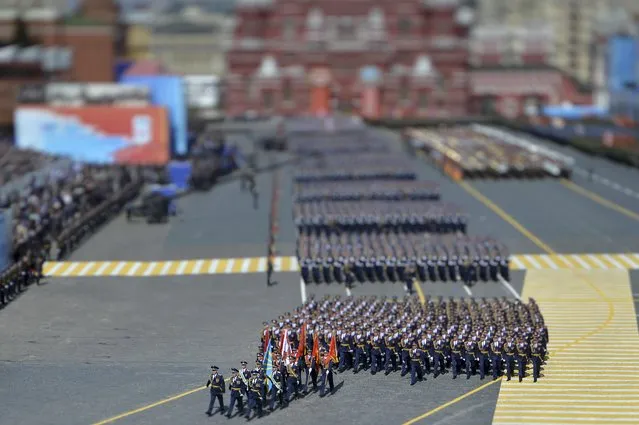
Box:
307 8 323 30
283 18 296 39
369 7 384 29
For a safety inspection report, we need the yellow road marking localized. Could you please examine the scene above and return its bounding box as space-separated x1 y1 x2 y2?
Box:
561 179 639 222
401 379 501 425
414 278 426 305
458 181 555 254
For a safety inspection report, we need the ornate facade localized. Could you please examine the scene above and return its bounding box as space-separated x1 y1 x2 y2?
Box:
225 0 475 118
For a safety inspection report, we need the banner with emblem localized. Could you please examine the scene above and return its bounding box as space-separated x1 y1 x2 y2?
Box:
263 339 274 392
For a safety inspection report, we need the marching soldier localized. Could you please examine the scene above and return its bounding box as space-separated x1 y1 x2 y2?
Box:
205 366 225 416
246 370 263 419
450 337 463 379
432 338 446 378
465 338 477 379
409 341 424 385
384 333 398 374
503 339 516 381
226 368 244 418
531 340 543 383
478 339 490 380
268 367 286 411
318 347 335 397
285 356 300 402
517 339 530 382
370 333 383 375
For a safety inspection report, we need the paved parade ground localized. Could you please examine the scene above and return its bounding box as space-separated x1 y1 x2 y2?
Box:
1 125 639 425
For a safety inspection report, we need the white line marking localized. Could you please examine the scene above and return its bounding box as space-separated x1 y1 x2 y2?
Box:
603 254 625 269
620 254 639 269
345 286 352 296
557 255 574 268
274 257 282 272
540 256 558 269
241 259 250 273
571 255 591 269
300 278 307 303
463 285 472 296
289 257 299 271
159 261 173 276
524 255 542 269
110 262 126 276
46 263 64 275
94 262 110 276
224 260 235 274
498 275 522 300
143 262 157 276
193 260 204 274
511 257 525 269
61 263 79 276
127 262 142 276
257 258 267 272
208 259 219 274
176 261 188 275
77 262 95 276
587 254 608 269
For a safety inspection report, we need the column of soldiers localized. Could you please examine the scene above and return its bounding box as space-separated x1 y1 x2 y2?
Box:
257 295 548 387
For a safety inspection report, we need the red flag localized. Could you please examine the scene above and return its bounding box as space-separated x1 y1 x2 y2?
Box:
295 323 307 362
312 333 320 371
327 332 338 364
262 329 270 354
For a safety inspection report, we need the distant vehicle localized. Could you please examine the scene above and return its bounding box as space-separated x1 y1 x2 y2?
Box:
125 186 178 224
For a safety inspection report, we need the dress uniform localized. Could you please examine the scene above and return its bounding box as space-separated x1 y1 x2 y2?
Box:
517 340 530 382
338 332 353 372
268 369 285 411
433 339 446 377
226 369 244 418
465 340 477 379
531 340 543 382
375 257 386 282
246 371 263 419
384 335 398 374
318 349 335 397
205 366 225 416
353 334 367 372
370 334 383 375
478 340 490 379
450 339 463 379
301 258 311 283
285 358 300 402
409 343 424 385
322 258 333 284
503 340 516 381
490 339 503 380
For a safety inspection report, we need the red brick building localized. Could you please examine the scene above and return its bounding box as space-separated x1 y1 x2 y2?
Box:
226 0 476 118
468 25 592 118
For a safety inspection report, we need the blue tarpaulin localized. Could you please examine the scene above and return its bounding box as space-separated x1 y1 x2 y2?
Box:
542 105 607 119
121 75 188 156
167 161 192 191
608 36 638 91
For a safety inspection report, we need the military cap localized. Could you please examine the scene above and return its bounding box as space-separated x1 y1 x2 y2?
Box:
211 365 219 370
231 368 239 373
240 361 248 366
251 370 259 375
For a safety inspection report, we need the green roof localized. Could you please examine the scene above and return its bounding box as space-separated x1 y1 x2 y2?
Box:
63 15 111 26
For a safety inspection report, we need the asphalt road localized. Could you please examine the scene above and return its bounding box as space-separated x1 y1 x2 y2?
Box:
0 123 637 425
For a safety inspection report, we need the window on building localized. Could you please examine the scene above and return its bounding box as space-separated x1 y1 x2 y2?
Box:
398 18 411 35
283 80 292 102
283 18 296 39
418 92 428 108
263 90 274 109
307 8 323 30
338 17 356 39
400 79 410 102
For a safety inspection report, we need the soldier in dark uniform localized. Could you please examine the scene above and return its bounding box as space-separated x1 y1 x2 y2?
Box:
433 339 446 377
409 341 424 385
386 256 397 282
334 256 345 283
318 348 335 397
205 366 225 416
301 258 311 284
375 256 386 282
417 256 427 281
530 340 543 382
353 332 367 372
427 256 437 281
503 339 516 381
450 338 463 379
437 256 448 282
354 256 366 283
384 334 398 374
478 339 490 379
517 339 530 382
499 257 510 281
400 337 411 376
267 367 285 411
338 330 353 372
448 255 458 281
491 338 503 380
226 368 244 418
311 259 322 283
322 258 334 284
246 370 263 419
365 257 376 282
489 255 499 281
370 333 383 375
479 256 489 281
285 357 300 402
465 339 477 379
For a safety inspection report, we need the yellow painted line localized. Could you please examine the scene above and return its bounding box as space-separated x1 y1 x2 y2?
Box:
458 181 556 254
97 262 117 276
414 278 426 305
117 262 136 276
231 258 244 273
164 261 182 276
181 260 199 275
561 179 639 222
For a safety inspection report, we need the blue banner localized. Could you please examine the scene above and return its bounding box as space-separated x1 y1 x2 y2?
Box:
0 209 13 272
121 75 188 156
167 160 192 191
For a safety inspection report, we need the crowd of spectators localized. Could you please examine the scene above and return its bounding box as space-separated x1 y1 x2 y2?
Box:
0 146 144 308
